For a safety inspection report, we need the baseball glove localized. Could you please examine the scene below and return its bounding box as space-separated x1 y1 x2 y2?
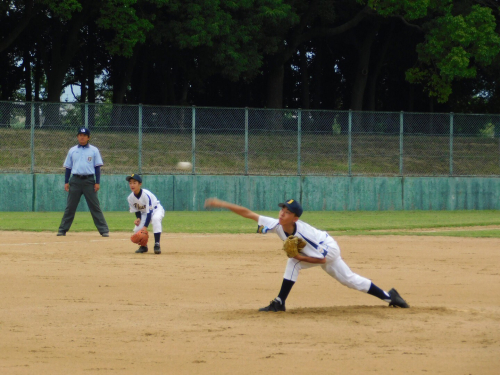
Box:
282 235 307 258
131 227 149 247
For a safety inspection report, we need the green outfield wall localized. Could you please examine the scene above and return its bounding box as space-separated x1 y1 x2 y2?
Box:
1 174 499 212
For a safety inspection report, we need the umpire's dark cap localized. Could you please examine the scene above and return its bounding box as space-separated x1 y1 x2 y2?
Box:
77 127 90 136
278 199 303 217
126 173 142 183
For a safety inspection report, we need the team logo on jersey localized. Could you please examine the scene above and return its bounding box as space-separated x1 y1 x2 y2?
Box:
287 199 294 204
134 203 146 210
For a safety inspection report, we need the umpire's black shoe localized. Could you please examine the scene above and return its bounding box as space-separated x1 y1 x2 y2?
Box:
259 298 286 312
135 246 148 253
101 232 109 237
154 243 161 255
57 231 66 236
389 288 410 308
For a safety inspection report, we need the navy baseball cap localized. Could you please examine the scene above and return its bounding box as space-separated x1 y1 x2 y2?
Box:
78 127 90 136
278 199 303 217
126 173 142 183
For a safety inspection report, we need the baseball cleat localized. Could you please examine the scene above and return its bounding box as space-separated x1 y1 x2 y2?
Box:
388 288 410 308
259 298 286 312
135 246 148 253
101 232 109 237
154 243 161 254
57 231 66 236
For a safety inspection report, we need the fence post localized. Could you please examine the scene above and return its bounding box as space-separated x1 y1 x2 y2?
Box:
348 110 352 176
138 103 142 173
30 100 35 174
399 111 404 176
192 106 196 174
84 101 89 129
298 108 302 176
245 107 249 175
449 112 454 176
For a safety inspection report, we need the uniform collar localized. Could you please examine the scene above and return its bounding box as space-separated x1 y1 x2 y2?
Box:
283 222 297 237
78 143 90 148
134 189 143 199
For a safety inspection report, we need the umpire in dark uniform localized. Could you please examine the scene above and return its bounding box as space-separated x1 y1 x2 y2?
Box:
57 127 109 236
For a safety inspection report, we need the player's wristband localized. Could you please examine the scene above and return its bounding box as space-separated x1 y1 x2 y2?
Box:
257 225 269 234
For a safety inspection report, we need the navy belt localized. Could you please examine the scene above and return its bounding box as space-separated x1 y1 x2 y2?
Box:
73 174 93 179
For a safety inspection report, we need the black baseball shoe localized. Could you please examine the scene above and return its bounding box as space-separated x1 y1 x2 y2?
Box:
388 288 410 308
135 246 148 253
57 231 66 236
154 243 161 254
259 298 286 312
101 232 109 237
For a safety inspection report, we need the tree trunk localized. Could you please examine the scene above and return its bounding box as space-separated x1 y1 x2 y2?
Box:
366 23 393 111
111 48 140 131
312 41 323 110
34 47 41 128
299 45 310 110
266 59 284 109
350 20 380 113
112 51 139 104
43 9 88 103
24 47 32 129
0 102 11 128
87 22 96 130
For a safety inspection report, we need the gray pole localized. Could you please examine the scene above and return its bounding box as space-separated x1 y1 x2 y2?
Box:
84 102 89 129
400 111 404 176
192 106 196 174
30 100 35 174
348 110 352 176
245 107 249 175
138 104 143 173
298 108 302 176
449 112 454 176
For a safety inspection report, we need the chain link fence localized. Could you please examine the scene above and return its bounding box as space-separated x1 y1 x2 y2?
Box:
1 101 499 176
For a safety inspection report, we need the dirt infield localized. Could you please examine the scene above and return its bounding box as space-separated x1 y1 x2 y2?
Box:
0 231 499 374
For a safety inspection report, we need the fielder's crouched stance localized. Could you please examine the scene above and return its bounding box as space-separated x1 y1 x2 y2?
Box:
126 173 165 254
204 198 409 312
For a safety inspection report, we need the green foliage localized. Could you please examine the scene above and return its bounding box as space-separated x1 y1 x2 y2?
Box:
41 0 83 20
97 0 160 57
407 4 500 102
150 0 295 80
366 0 435 20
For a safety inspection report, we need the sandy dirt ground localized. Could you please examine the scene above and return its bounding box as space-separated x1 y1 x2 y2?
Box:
0 231 499 375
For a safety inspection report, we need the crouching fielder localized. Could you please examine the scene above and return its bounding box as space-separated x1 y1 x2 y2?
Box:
204 197 409 312
126 173 165 254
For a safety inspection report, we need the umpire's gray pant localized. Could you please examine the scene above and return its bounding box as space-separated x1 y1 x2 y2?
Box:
58 175 109 234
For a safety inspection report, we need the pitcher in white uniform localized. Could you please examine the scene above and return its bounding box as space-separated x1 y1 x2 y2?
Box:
126 173 165 254
204 197 409 312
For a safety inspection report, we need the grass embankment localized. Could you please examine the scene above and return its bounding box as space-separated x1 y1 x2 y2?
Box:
1 210 499 238
1 128 499 175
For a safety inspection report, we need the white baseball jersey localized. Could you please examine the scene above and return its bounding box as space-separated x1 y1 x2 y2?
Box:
258 215 339 259
127 189 162 231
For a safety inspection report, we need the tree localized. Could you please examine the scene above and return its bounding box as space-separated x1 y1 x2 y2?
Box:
374 1 500 103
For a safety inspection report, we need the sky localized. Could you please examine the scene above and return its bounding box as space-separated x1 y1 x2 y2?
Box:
61 84 81 102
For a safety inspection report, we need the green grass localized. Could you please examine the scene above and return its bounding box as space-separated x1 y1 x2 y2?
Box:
1 210 500 237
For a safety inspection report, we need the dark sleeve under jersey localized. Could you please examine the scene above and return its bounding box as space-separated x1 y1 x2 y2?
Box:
65 168 71 183
95 165 101 184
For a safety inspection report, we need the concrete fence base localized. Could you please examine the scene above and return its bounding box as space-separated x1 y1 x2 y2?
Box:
1 174 500 212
